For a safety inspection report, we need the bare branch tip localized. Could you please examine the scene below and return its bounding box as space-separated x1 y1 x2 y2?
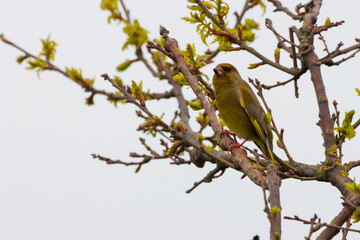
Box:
160 26 169 39
101 73 109 80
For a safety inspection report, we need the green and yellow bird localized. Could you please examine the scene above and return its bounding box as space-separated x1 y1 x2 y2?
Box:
213 63 274 160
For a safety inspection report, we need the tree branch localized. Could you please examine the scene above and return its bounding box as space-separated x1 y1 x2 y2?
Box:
119 0 131 23
299 0 337 164
266 164 282 239
320 41 360 65
194 0 297 75
92 153 167 166
158 26 264 185
186 165 225 194
267 0 303 21
249 78 296 166
136 48 160 77
234 0 251 27
0 34 170 103
294 3 360 238
285 214 360 237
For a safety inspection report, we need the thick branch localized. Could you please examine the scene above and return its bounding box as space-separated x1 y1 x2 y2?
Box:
266 165 282 239
158 27 263 185
156 53 192 132
160 28 222 136
297 4 360 238
299 0 336 162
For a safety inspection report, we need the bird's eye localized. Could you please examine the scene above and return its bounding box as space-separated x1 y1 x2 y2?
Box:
222 67 231 72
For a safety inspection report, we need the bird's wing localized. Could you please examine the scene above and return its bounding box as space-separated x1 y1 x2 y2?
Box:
238 88 273 160
239 94 267 144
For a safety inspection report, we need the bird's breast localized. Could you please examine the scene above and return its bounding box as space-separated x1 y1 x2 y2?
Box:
216 91 258 140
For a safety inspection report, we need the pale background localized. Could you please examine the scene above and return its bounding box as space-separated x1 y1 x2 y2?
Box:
1 0 360 239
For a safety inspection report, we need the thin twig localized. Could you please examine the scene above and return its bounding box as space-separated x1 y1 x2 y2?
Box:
261 67 307 90
267 0 303 21
319 33 330 54
249 78 295 166
0 35 170 102
101 73 155 118
119 0 131 23
92 153 167 165
254 151 272 219
194 0 296 75
186 166 225 193
157 26 265 185
278 172 318 181
341 217 352 240
320 42 360 65
196 75 215 99
234 0 250 27
203 48 220 63
265 18 297 48
331 49 360 66
136 49 160 77
289 28 299 98
285 215 360 234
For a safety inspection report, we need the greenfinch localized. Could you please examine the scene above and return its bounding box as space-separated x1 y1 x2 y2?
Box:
213 63 274 160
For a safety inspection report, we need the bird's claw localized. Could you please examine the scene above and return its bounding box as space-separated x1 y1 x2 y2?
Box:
228 139 248 151
220 130 238 143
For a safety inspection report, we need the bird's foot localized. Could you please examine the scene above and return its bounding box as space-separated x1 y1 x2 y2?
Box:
220 130 238 143
228 138 248 151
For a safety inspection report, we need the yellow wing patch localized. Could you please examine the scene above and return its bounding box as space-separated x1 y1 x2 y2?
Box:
239 98 265 141
240 96 274 161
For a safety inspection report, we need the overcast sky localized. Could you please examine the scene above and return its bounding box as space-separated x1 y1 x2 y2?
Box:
1 1 360 239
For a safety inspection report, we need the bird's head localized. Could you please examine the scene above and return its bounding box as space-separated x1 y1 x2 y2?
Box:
213 63 240 85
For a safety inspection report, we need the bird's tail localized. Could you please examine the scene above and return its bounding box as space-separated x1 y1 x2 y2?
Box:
255 139 291 170
254 139 274 162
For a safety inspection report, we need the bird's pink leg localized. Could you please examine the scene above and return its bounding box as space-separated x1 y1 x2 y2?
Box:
228 138 248 151
220 130 238 143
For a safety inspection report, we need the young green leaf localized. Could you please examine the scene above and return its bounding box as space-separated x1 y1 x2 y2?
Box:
334 110 356 140
117 59 133 72
40 34 57 61
271 206 280 218
26 58 47 71
324 17 331 26
344 178 360 193
66 67 84 83
122 20 148 50
173 72 189 86
135 165 141 173
355 88 360 96
274 48 280 63
130 80 143 100
188 99 203 111
113 76 124 87
352 210 360 223
167 141 183 155
100 0 122 23
265 112 272 124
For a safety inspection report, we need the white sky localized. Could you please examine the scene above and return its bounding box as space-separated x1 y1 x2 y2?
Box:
1 0 360 239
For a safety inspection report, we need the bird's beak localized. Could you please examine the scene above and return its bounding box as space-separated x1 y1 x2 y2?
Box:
213 66 224 76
